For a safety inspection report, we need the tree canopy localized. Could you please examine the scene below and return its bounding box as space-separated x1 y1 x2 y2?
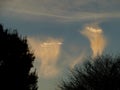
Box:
0 24 38 90
59 54 120 90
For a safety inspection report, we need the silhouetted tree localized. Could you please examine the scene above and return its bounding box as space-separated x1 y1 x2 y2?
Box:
0 24 38 90
59 54 120 90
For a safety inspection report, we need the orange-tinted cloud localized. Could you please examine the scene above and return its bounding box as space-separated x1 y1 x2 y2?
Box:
28 37 62 78
81 24 107 57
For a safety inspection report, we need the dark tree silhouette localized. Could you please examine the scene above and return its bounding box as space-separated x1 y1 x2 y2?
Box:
59 54 120 90
0 24 38 90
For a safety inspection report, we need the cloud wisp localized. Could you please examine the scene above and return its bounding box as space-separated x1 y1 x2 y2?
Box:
81 24 107 57
28 37 62 78
70 52 85 68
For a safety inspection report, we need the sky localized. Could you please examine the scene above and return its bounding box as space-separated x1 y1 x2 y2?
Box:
0 0 120 90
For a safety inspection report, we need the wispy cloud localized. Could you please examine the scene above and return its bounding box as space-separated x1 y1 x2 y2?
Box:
70 52 85 68
1 0 120 22
80 24 107 57
28 37 63 78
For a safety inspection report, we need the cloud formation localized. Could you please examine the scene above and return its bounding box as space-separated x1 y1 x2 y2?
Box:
1 0 120 22
28 37 62 78
70 52 85 68
81 24 107 57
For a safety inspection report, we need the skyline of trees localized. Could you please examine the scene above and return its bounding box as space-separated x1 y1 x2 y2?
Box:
59 54 120 90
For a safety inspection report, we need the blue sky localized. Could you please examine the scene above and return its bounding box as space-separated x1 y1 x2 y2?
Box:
0 0 120 90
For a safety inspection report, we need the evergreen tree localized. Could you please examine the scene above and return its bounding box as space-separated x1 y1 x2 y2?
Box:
0 24 38 90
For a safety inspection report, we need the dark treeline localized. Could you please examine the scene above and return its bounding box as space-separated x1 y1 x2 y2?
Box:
0 24 38 90
59 55 120 90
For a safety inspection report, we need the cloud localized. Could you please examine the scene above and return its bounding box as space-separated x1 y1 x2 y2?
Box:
0 0 8 10
81 24 107 57
70 52 85 68
28 37 62 78
1 0 120 22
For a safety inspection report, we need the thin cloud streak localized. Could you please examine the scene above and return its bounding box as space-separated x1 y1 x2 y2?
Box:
1 0 120 22
4 7 120 22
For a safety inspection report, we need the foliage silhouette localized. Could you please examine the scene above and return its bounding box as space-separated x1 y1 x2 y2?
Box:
59 54 120 90
0 24 38 90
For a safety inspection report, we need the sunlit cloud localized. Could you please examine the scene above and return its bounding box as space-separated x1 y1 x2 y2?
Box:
28 37 63 78
81 24 107 57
